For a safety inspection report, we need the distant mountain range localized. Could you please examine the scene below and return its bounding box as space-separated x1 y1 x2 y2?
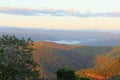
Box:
0 26 120 46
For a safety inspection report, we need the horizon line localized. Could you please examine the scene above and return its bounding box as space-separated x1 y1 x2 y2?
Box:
0 25 120 33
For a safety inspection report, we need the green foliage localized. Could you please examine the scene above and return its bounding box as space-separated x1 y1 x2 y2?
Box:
79 77 90 80
110 75 120 80
75 75 81 80
0 35 41 80
0 48 4 53
56 67 76 80
116 78 120 80
75 75 90 80
56 67 90 80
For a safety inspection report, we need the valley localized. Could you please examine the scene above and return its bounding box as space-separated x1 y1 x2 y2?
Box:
32 41 116 79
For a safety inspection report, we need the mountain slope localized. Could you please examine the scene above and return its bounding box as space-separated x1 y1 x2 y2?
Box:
76 46 120 80
32 41 113 79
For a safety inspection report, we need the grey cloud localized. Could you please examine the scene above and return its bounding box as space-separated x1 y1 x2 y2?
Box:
0 7 120 17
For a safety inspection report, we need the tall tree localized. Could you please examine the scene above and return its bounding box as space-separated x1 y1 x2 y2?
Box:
0 35 41 80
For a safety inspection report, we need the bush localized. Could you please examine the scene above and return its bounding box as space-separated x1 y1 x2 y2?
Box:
56 67 90 80
80 76 90 80
56 67 76 80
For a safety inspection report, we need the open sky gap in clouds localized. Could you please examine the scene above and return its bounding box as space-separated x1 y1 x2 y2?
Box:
0 7 120 17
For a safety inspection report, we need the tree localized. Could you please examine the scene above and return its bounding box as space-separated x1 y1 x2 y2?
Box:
0 35 41 80
56 67 76 80
75 75 90 80
80 77 90 80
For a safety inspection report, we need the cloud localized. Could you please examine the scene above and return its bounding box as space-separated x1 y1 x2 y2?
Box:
0 7 120 17
0 7 74 16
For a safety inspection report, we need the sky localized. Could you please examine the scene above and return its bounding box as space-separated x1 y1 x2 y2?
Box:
0 0 120 30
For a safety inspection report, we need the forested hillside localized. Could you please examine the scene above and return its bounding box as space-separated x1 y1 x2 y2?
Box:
32 41 113 79
76 46 120 80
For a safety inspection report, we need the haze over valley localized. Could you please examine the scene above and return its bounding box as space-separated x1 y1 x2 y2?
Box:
0 26 120 46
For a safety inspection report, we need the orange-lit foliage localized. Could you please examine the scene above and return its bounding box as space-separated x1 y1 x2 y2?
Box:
76 46 120 80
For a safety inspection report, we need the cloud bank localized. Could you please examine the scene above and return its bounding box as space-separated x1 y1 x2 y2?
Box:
0 7 120 17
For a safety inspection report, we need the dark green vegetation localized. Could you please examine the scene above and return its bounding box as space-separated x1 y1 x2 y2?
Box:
56 67 90 80
56 67 76 80
33 42 113 79
0 35 42 80
79 77 90 80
